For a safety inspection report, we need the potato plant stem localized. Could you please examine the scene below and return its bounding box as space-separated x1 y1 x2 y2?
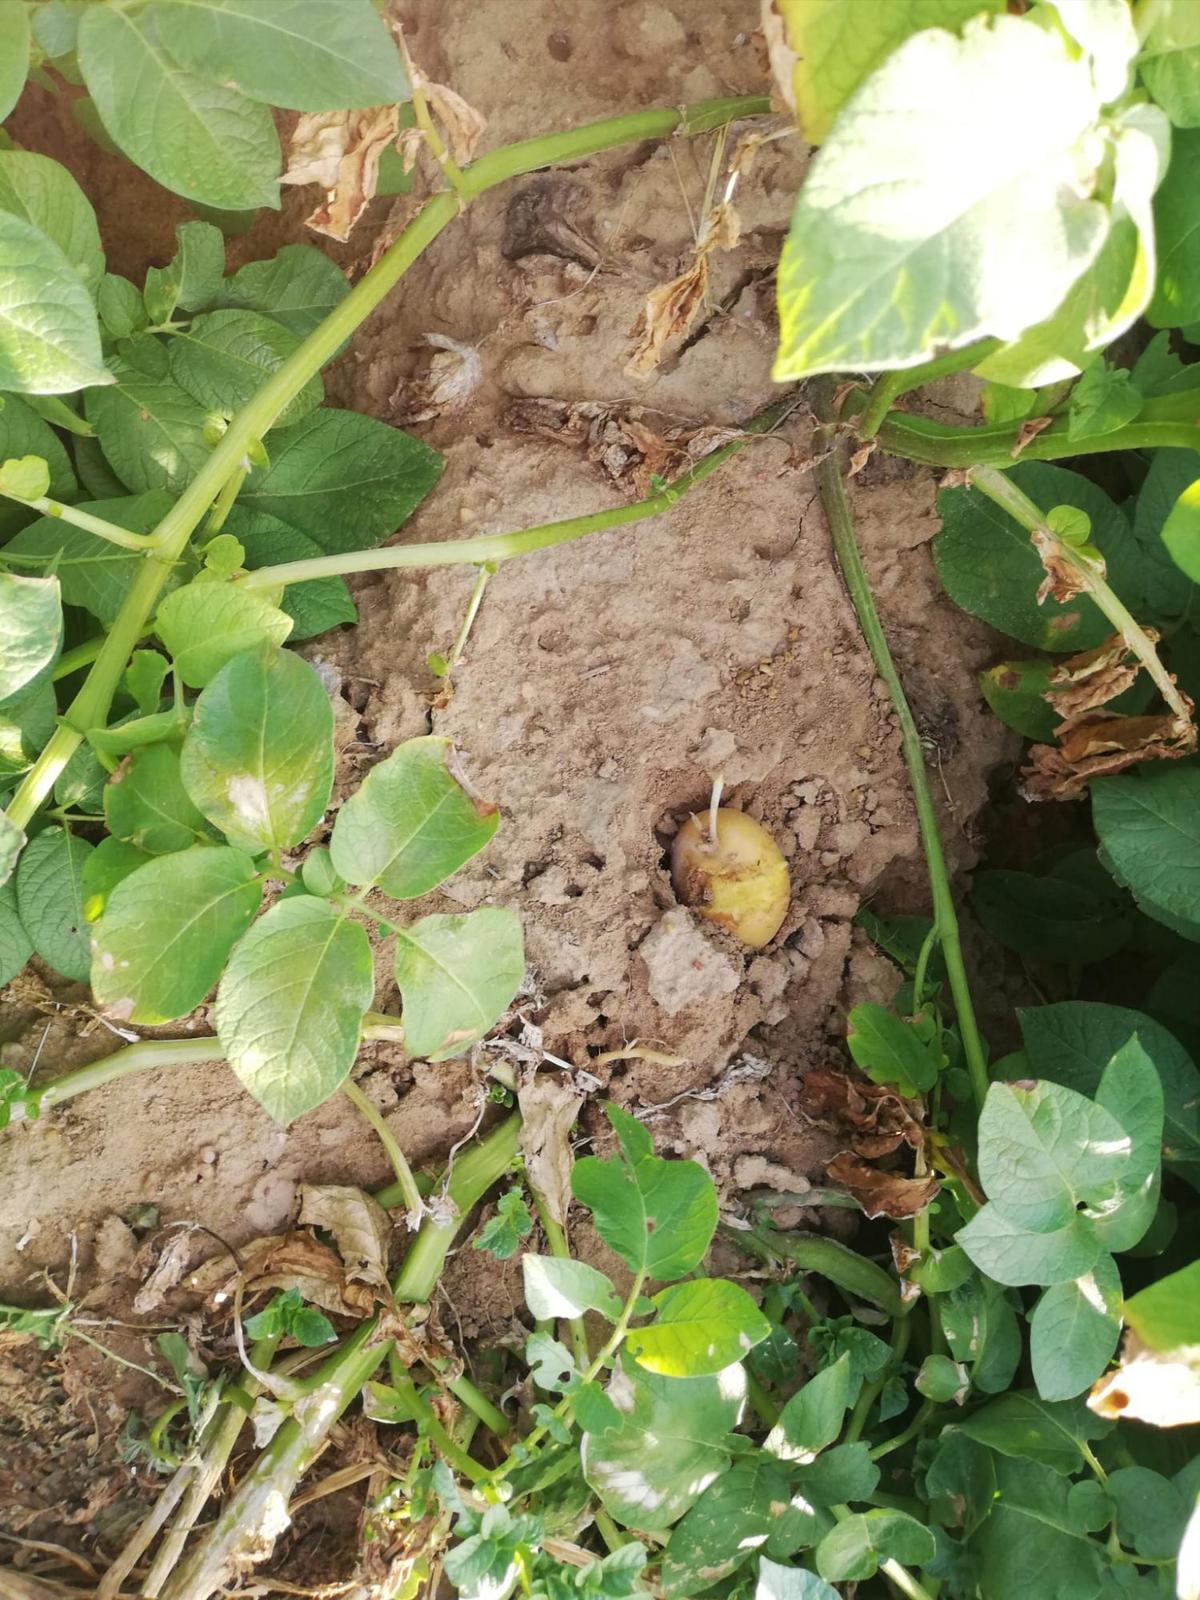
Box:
855 339 1002 440
1 94 770 833
814 407 989 1111
877 409 1200 468
0 492 157 549
238 403 794 592
969 464 1194 731
528 1184 590 1368
342 1077 424 1221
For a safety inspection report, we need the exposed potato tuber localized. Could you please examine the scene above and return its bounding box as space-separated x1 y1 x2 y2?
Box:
670 807 789 949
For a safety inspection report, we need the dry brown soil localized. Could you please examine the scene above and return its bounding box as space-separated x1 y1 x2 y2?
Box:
0 0 1013 1578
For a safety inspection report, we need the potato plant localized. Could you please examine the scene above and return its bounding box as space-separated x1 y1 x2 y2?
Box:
1 2 1199 1599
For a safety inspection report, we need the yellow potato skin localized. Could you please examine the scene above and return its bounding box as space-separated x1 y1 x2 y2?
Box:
670 808 790 949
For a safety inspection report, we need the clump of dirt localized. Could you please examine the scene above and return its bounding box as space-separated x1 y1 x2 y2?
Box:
0 0 1014 1568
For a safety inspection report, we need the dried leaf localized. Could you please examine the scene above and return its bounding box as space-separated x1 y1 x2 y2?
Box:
826 1151 939 1220
298 1184 393 1294
424 79 487 166
283 105 401 242
1032 527 1091 605
132 1231 195 1314
1089 1332 1200 1427
803 1065 926 1157
848 439 876 477
626 257 709 377
760 0 799 117
188 1232 378 1318
1024 706 1196 802
1009 415 1053 458
518 1074 582 1229
392 334 483 424
1043 634 1144 718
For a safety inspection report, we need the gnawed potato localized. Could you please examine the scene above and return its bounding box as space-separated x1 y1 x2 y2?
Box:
670 807 789 949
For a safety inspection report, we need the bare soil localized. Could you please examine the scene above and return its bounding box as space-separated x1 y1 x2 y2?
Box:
0 0 1013 1577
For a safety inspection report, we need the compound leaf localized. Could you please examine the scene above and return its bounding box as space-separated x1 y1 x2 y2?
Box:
522 1256 622 1322
661 1453 791 1597
0 573 60 703
180 645 333 852
15 826 91 981
219 243 349 340
5 492 178 625
0 0 30 121
85 338 211 493
168 308 322 425
0 211 108 393
217 894 374 1123
1029 1253 1122 1402
392 905 524 1061
815 1510 935 1583
971 1456 1105 1600
0 150 103 289
625 1279 771 1378
91 845 261 1022
104 742 208 855
155 582 293 688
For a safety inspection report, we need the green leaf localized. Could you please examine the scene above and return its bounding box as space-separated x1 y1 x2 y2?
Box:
979 658 1060 741
1128 449 1200 620
0 680 55 781
168 309 321 425
0 877 31 986
84 337 212 494
975 1079 1132 1232
97 274 147 340
755 1559 840 1600
104 743 208 855
765 1353 852 1462
151 0 409 111
1124 1259 1200 1351
916 1353 969 1404
224 508 356 641
934 463 1126 651
473 1188 533 1261
0 394 76 536
941 1272 1022 1393
973 1456 1106 1600
170 220 226 312
1108 1466 1189 1560
216 895 374 1123
846 1001 938 1094
1093 766 1200 936
239 407 443 552
155 582 292 688
957 1392 1110 1476
219 243 349 340
1140 0 1200 128
580 1359 745 1531
0 151 103 289
0 0 30 121
300 846 343 899
923 1430 996 1537
778 0 1002 145
80 836 153 922
329 735 498 898
77 5 280 211
1030 1253 1123 1402
124 650 170 719
957 1203 1102 1287
774 13 1109 380
522 1256 622 1322
180 645 333 852
392 906 524 1061
0 211 109 393
1020 1001 1200 1183
0 573 60 703
30 1 81 60
661 1453 791 1596
0 454 49 501
15 826 92 981
91 845 261 1022
244 1286 335 1347
5 491 179 626
571 1106 718 1281
1067 364 1142 440
815 1509 935 1583
1092 1036 1163 1251
625 1279 770 1378
1159 473 1200 586
972 869 1129 963
0 811 24 888
1149 128 1200 325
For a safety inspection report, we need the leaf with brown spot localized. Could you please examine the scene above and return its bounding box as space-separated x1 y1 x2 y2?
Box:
282 105 401 242
826 1151 939 1219
298 1184 393 1295
1043 633 1144 719
1089 1331 1200 1426
1009 416 1053 458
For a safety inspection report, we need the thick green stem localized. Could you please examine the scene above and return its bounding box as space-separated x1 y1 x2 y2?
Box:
238 402 793 593
52 636 104 680
877 408 1200 468
970 464 1193 731
2 95 769 833
856 340 1001 440
814 409 988 1110
2 492 157 549
342 1077 424 1221
738 1226 903 1315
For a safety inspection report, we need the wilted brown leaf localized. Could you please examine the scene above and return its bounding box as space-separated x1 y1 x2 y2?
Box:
519 1074 582 1228
132 1230 195 1314
298 1184 393 1295
188 1232 378 1318
803 1066 926 1157
1043 634 1144 718
424 79 487 166
1032 527 1091 604
826 1152 938 1219
283 105 401 242
760 0 799 117
1024 708 1196 802
1009 415 1053 458
626 258 709 377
